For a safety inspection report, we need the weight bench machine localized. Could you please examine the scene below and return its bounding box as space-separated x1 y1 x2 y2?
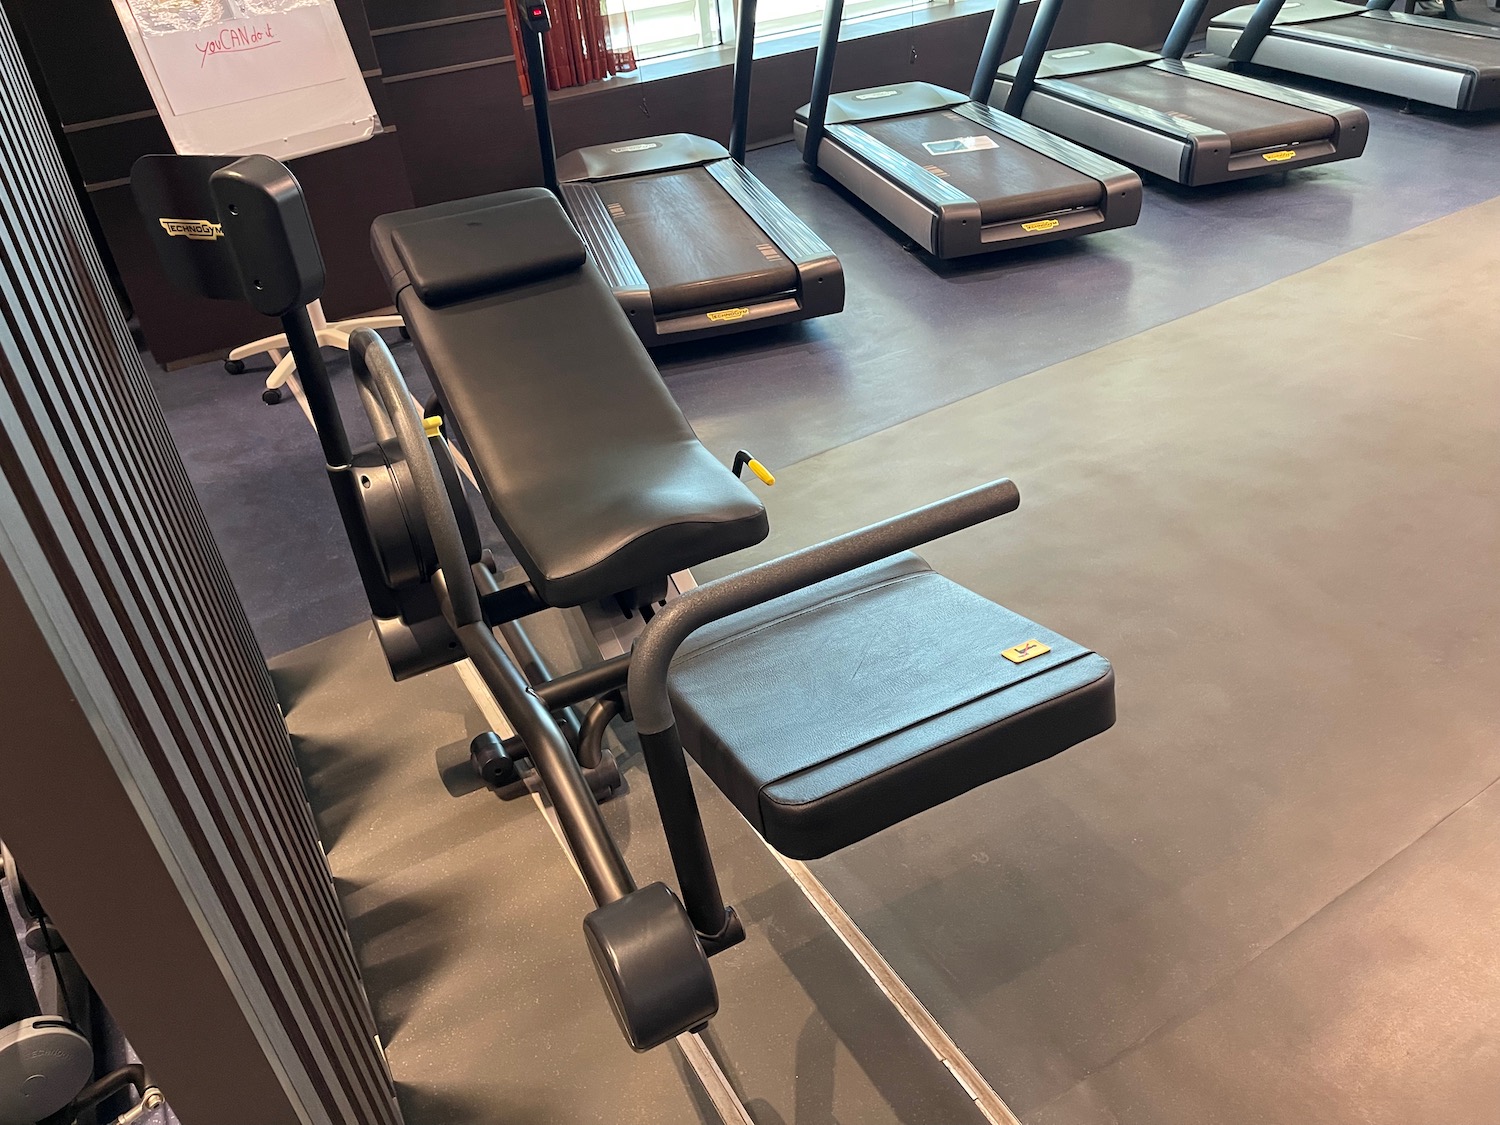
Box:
135 154 1117 1052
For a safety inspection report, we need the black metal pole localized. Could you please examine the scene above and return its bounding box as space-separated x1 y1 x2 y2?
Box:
728 0 759 163
1229 0 1291 62
280 306 351 467
970 0 1020 104
802 0 846 168
520 14 561 196
639 727 732 937
1004 0 1065 116
1162 0 1215 59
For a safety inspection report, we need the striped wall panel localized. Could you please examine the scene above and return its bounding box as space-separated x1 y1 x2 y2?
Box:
0 6 403 1125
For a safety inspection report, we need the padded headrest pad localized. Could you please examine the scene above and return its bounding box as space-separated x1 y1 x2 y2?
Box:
391 196 587 307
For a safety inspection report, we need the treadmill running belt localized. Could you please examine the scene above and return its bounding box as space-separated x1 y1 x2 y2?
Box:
858 110 1102 223
1067 66 1333 150
1315 15 1500 68
596 168 799 317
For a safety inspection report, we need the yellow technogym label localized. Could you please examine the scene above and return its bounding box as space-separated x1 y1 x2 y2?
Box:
707 307 750 322
1002 639 1051 664
1262 150 1296 163
1022 219 1061 233
159 217 224 241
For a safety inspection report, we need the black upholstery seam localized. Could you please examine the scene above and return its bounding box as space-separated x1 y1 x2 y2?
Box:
757 655 1109 809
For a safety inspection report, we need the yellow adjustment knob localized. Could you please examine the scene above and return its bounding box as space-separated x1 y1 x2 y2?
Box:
746 458 775 487
423 415 443 439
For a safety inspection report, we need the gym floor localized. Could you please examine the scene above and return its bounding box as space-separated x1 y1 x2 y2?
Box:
147 67 1500 1125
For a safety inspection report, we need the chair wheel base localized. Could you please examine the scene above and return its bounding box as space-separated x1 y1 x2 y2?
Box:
262 387 283 405
225 358 246 375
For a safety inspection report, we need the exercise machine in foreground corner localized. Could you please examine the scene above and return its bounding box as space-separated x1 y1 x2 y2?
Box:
1208 0 1500 111
515 0 843 347
794 0 1143 259
135 153 1117 1052
984 0 1369 186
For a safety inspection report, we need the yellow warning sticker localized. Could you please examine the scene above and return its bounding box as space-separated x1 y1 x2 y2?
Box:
1022 219 1061 233
1002 639 1052 664
707 308 750 322
1262 150 1296 163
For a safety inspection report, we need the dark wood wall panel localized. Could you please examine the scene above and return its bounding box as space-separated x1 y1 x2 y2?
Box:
381 59 540 203
366 0 504 30
375 14 513 75
0 7 403 1123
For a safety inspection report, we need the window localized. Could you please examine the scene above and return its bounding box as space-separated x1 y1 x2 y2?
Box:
615 0 943 63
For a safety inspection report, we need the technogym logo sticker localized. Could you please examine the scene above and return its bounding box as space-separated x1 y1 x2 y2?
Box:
610 143 660 153
159 218 224 241
854 89 900 100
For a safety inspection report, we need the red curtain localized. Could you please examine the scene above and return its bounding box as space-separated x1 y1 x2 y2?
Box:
511 0 637 95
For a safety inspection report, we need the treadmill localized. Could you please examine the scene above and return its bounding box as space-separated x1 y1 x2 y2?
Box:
793 0 1143 260
516 0 843 347
1208 0 1500 110
985 0 1370 186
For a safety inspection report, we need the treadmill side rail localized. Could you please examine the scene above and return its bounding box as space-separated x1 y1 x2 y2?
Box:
706 161 845 321
560 181 654 329
1204 21 1485 108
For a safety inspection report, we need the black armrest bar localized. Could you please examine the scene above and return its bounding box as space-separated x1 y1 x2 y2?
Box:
628 479 1022 735
349 328 635 907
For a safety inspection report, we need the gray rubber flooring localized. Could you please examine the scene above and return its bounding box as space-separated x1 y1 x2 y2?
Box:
693 195 1500 1123
274 614 989 1124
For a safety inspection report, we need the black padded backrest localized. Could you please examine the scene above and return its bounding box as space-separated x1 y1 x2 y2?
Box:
131 154 244 303
210 156 326 317
391 197 587 307
131 153 326 317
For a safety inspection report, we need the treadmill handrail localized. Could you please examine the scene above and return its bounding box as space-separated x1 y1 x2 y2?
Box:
1005 0 1066 114
971 0 1022 102
803 0 847 166
517 1 561 196
1162 0 1218 59
1231 0 1295 62
728 0 760 163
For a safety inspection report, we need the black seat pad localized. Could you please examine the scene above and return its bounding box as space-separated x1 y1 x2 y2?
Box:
372 191 768 606
669 554 1115 859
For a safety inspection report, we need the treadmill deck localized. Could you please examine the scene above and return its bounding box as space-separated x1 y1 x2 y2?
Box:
857 109 1104 223
594 167 798 316
1064 64 1335 150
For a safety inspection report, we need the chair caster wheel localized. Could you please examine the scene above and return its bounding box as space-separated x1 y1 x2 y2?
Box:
261 387 283 405
470 731 521 787
584 883 718 1052
225 358 246 375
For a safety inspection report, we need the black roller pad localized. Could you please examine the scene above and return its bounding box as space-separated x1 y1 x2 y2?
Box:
669 553 1115 860
392 196 587 308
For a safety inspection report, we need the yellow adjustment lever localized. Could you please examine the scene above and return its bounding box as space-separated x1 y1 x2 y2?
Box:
731 449 775 487
423 415 443 439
